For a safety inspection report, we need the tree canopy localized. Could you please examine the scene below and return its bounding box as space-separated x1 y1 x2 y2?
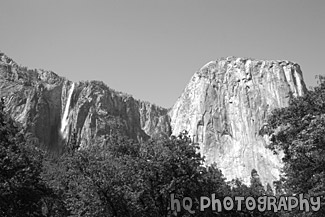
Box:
0 97 50 216
267 75 325 216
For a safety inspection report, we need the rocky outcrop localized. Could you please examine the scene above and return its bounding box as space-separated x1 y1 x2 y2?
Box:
169 56 306 186
0 52 171 152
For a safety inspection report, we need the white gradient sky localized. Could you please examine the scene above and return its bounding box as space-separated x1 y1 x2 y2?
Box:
0 0 324 108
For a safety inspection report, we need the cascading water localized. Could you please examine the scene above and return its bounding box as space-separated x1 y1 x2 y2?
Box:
60 82 75 139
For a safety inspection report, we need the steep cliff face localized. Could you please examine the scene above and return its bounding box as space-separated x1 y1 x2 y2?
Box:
0 52 308 186
169 56 307 186
0 52 171 151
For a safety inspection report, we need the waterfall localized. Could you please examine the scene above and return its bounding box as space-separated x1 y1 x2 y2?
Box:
60 82 75 138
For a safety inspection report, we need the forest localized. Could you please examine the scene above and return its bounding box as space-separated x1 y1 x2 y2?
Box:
1 77 325 217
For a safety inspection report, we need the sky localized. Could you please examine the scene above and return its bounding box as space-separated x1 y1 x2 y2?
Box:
0 0 324 108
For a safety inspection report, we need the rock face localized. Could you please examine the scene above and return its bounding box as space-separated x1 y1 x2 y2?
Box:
169 56 306 186
0 52 307 186
0 52 171 152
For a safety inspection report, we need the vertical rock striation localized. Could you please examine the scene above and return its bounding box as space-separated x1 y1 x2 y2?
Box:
169 56 307 186
0 52 171 152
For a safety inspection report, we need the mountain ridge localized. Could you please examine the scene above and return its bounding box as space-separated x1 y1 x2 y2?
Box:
0 51 307 186
0 51 171 151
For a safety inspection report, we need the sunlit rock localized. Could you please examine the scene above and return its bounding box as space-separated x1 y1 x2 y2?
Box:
169 56 307 186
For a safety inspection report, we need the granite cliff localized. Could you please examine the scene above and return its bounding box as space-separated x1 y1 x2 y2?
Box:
0 52 307 186
169 56 306 186
0 52 171 152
